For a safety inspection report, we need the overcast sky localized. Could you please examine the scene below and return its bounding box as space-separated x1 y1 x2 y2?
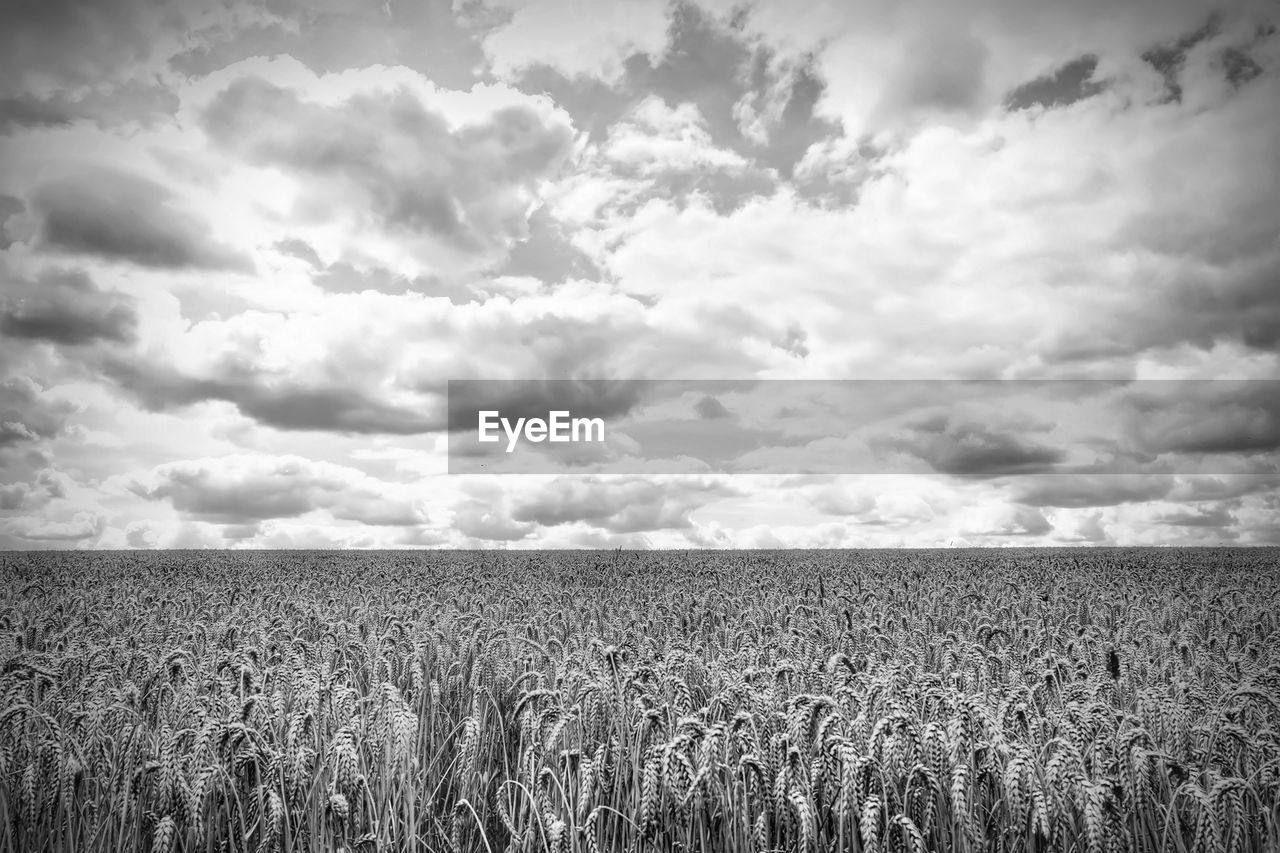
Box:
1 0 1278 549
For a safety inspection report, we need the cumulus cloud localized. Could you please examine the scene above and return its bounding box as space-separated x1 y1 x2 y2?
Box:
0 81 180 134
0 511 103 543
0 376 75 448
507 476 732 533
28 165 252 271
963 504 1053 537
604 97 747 174
482 0 671 84
1120 382 1280 455
445 379 651 433
879 415 1065 479
0 267 136 345
1157 502 1237 528
171 0 487 89
1013 475 1175 508
198 69 576 275
129 454 427 526
1004 55 1107 111
102 356 441 436
0 0 181 96
92 283 683 437
0 468 71 510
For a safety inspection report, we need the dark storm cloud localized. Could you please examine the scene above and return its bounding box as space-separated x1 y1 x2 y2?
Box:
200 76 574 260
1 268 137 345
445 379 653 434
131 455 425 526
29 166 253 271
1013 475 1175 508
1003 55 1106 111
882 415 1065 478
508 477 731 534
0 376 75 448
101 357 441 436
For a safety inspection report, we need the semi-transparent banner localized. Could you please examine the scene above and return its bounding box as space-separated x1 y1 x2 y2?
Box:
444 379 1279 475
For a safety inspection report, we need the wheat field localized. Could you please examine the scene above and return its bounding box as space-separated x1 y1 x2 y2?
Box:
2 548 1278 852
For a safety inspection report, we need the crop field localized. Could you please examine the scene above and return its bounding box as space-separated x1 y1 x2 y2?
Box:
2 549 1279 853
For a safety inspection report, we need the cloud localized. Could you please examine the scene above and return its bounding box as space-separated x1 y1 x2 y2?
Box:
93 282 677 439
28 165 252 271
505 1 840 183
170 0 487 90
0 376 75 448
1121 382 1280 455
881 416 1064 478
0 0 180 95
1157 502 1237 527
1053 511 1110 544
1004 55 1107 111
809 482 938 525
101 356 441 436
482 0 671 84
0 267 136 345
1140 13 1221 104
875 17 989 121
446 379 651 433
963 504 1052 537
1 0 1277 550
604 97 747 174
453 487 536 540
129 454 426 526
0 468 71 510
198 69 576 275
507 476 732 533
693 395 731 420
1013 475 1175 508
491 206 604 283
0 81 179 133
0 511 102 543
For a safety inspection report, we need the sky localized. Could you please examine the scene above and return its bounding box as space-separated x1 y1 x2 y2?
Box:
1 0 1278 549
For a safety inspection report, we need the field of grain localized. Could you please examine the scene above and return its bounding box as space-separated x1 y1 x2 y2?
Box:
2 549 1278 852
